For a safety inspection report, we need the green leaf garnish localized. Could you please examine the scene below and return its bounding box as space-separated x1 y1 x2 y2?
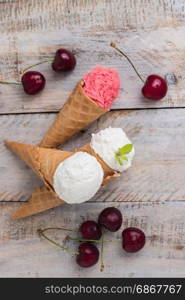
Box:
115 154 123 166
121 155 128 161
118 144 133 155
115 143 133 166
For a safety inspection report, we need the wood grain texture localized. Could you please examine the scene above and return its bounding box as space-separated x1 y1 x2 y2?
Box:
1 201 185 277
1 109 185 202
1 0 184 33
0 0 185 113
0 0 185 279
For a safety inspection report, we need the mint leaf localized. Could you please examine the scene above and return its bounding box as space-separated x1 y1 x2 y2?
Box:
121 155 128 161
115 143 133 166
115 155 123 166
118 144 133 155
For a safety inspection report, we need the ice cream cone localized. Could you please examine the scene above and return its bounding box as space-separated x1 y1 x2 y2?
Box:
6 141 119 219
39 81 107 149
12 186 64 219
5 140 73 190
75 143 118 181
12 171 119 220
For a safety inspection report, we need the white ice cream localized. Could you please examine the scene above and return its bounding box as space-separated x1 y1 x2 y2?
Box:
90 127 135 172
53 151 104 204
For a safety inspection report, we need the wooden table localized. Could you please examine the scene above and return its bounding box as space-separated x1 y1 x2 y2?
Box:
1 0 185 277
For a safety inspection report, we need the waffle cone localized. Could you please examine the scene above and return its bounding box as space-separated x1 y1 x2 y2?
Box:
5 141 73 190
75 143 119 181
39 81 107 148
6 141 119 219
12 186 64 219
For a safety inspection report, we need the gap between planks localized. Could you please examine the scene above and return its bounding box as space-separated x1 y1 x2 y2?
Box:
1 106 185 116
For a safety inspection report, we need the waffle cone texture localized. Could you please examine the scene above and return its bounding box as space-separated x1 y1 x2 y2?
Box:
5 141 119 219
40 81 107 149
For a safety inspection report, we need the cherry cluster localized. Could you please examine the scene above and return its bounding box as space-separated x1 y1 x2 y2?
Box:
38 207 146 269
21 49 76 94
0 49 76 95
77 207 145 268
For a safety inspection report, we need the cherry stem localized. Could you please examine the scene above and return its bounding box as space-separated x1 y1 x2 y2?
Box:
38 226 77 233
37 226 122 263
0 81 21 85
100 232 105 272
110 42 145 83
67 236 121 243
39 227 122 243
37 229 79 255
19 58 53 74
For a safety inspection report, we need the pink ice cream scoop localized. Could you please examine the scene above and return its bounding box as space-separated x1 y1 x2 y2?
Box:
83 66 120 109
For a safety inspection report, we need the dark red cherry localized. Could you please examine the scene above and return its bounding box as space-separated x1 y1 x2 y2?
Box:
21 71 46 95
142 74 168 100
80 220 102 240
98 207 122 232
122 227 145 253
76 243 99 268
52 48 76 72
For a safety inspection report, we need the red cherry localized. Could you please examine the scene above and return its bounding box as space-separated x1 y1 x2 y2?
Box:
76 243 99 268
21 71 46 95
122 227 145 253
52 48 76 72
98 207 122 232
80 220 102 240
142 74 168 100
110 44 168 101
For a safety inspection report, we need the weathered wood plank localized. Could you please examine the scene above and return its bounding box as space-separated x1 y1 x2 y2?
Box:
1 109 185 202
1 0 184 34
0 0 185 113
1 201 185 277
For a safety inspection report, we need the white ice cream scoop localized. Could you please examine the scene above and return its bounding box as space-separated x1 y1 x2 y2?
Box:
53 151 104 204
90 127 135 172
